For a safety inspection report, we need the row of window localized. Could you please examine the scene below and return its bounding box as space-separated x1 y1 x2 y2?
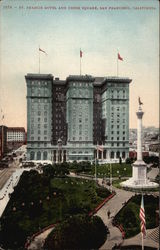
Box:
111 113 125 117
31 130 47 135
72 137 89 141
72 82 91 87
30 151 48 160
111 125 125 129
30 81 48 85
111 131 125 135
111 106 126 111
110 151 126 158
111 137 126 141
111 119 126 123
111 142 126 147
30 136 48 141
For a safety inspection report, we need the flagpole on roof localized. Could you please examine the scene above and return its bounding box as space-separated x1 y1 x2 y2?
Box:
39 45 40 74
80 49 82 76
117 49 119 77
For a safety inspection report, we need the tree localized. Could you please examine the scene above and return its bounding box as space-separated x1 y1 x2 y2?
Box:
44 215 107 250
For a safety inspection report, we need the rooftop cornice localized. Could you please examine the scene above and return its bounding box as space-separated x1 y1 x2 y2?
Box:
102 76 132 84
25 73 53 80
66 75 95 83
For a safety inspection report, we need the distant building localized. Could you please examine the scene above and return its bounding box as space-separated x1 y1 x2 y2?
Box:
0 126 8 159
25 73 132 162
129 150 149 159
149 142 160 153
7 127 26 151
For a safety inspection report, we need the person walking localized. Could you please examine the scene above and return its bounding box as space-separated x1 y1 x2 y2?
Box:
107 209 111 219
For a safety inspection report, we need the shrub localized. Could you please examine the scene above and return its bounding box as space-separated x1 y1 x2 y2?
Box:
44 215 107 250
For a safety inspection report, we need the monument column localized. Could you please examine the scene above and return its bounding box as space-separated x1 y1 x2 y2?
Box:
136 106 144 161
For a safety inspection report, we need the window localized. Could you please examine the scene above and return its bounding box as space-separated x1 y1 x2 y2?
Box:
37 151 41 160
111 125 114 129
43 151 48 160
117 131 119 134
38 111 41 116
38 124 40 128
117 137 119 140
30 151 35 160
44 130 47 135
117 125 119 129
111 131 114 134
123 137 125 140
44 118 47 122
117 143 119 146
111 137 114 140
38 118 41 122
123 131 125 134
111 151 114 158
116 151 120 158
38 130 41 134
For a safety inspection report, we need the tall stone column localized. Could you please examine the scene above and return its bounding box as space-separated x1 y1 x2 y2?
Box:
136 106 144 161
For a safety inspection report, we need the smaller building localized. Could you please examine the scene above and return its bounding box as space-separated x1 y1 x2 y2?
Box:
0 126 8 160
7 127 26 151
149 142 160 153
129 150 149 159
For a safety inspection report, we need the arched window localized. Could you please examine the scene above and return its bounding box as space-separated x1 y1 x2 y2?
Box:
37 151 41 160
43 151 47 160
111 151 114 159
116 151 120 158
122 152 126 159
30 151 35 160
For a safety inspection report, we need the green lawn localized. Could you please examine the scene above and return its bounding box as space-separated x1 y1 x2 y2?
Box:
0 170 111 249
81 163 132 178
114 194 159 238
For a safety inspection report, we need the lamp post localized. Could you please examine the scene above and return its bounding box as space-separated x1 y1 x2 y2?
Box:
124 167 126 178
57 138 62 163
110 163 112 193
95 158 98 181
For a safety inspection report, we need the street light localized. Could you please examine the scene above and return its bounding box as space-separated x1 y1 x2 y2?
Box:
110 163 112 193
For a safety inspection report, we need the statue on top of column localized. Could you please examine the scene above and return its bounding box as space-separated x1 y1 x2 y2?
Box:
138 97 143 106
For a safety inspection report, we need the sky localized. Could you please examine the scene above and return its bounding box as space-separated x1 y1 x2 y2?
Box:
0 0 159 130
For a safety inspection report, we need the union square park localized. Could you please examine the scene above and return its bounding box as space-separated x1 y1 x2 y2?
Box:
0 155 159 250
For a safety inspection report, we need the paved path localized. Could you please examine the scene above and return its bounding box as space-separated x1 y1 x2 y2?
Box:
96 179 133 250
28 227 54 250
147 167 159 180
122 227 159 249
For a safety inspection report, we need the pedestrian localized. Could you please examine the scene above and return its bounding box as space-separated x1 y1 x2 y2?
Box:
107 209 111 219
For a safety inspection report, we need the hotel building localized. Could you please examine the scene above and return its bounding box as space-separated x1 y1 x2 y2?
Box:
25 74 132 162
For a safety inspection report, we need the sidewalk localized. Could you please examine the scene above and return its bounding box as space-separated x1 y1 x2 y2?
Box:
96 179 133 249
27 227 54 250
122 227 159 249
